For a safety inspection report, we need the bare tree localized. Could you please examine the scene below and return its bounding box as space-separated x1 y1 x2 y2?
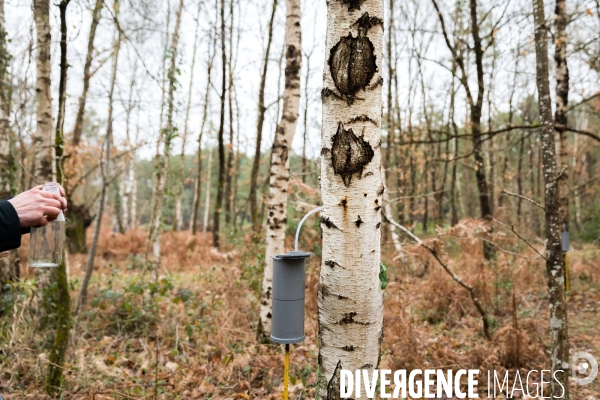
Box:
173 2 202 232
259 0 302 341
213 0 227 248
147 0 184 263
249 0 278 230
318 3 385 398
191 26 216 235
531 0 570 397
77 4 122 314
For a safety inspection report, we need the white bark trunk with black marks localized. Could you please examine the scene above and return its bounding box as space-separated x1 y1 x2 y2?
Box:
259 0 302 339
318 0 384 398
554 0 569 235
531 0 570 398
33 0 54 183
33 0 55 294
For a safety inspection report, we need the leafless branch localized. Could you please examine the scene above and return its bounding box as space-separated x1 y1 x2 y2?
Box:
383 214 491 340
501 190 545 211
493 219 548 261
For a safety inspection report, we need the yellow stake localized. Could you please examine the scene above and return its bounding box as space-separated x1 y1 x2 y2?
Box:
565 252 570 292
283 344 290 400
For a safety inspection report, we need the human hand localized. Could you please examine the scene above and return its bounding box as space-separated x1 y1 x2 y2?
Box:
8 185 68 228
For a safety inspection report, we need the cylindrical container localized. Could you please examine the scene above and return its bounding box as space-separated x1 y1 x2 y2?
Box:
29 182 66 268
270 251 312 344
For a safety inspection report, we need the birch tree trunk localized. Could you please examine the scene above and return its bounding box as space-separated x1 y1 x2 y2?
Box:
554 0 569 236
531 0 570 397
147 0 184 265
258 0 302 340
318 2 384 398
0 0 18 286
33 0 55 301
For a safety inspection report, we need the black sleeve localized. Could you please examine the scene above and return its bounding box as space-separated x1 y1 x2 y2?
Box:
0 199 24 252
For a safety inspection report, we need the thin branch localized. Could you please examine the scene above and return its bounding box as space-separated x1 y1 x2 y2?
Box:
567 92 600 112
566 127 600 143
501 190 545 211
383 214 491 340
492 218 548 261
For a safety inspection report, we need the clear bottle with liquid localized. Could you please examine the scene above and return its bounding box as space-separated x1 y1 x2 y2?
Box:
29 182 66 268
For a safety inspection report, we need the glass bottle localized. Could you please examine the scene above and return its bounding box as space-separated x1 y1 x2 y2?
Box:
28 182 66 268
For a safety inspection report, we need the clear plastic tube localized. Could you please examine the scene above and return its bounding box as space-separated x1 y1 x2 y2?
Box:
28 182 66 268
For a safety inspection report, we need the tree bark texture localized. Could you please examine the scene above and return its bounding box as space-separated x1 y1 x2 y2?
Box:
554 0 569 235
318 1 385 398
259 0 302 340
531 0 570 397
213 0 227 248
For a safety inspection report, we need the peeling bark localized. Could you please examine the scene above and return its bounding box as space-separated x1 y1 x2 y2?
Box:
531 0 570 397
318 0 384 397
259 0 302 340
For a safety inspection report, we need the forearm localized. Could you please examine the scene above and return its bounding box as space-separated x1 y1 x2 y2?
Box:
0 199 25 252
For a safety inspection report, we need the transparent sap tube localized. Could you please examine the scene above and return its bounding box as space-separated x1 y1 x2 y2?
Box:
28 183 66 268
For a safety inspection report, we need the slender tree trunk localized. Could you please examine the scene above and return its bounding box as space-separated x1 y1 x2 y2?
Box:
45 2 72 396
191 31 216 235
554 0 569 236
203 146 213 233
0 0 18 286
213 0 227 248
249 0 278 229
302 53 311 183
517 135 524 217
121 62 138 232
258 0 302 341
77 13 121 314
72 0 102 146
147 0 184 264
173 2 201 232
32 0 55 309
531 1 569 397
225 0 235 225
318 3 384 398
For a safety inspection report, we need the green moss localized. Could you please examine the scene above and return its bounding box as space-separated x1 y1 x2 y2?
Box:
44 255 72 397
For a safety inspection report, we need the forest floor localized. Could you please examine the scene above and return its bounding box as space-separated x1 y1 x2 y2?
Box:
1 218 600 399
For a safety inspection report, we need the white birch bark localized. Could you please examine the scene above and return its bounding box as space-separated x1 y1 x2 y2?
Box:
531 0 570 397
318 1 384 397
259 0 302 339
33 0 55 293
33 0 54 184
